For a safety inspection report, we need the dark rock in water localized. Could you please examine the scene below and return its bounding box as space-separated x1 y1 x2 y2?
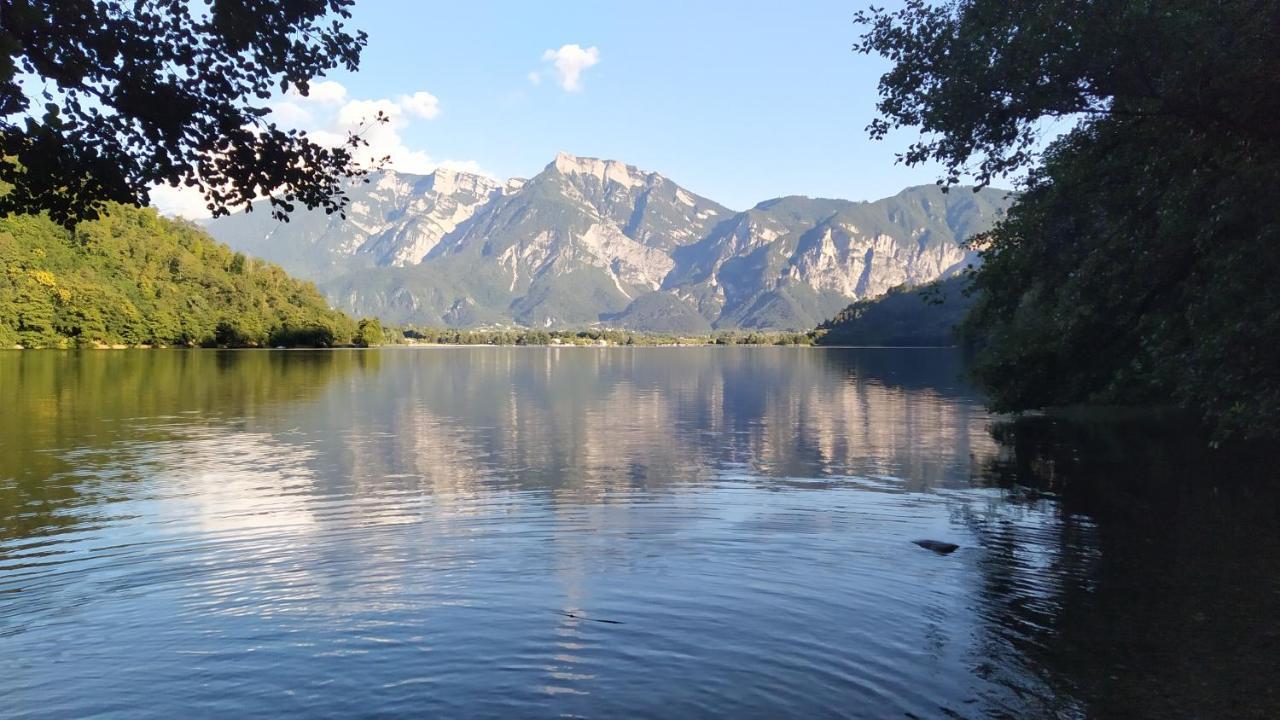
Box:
913 540 959 554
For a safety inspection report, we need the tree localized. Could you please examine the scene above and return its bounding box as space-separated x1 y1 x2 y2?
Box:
857 0 1280 439
855 0 1280 187
0 0 378 227
354 316 383 347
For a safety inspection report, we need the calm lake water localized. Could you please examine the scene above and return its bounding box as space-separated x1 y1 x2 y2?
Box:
2 348 1278 719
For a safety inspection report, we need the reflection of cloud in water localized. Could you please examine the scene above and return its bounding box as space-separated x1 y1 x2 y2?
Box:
169 431 320 536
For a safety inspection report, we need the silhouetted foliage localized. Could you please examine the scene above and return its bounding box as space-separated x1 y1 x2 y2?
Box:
0 0 376 226
857 0 1280 439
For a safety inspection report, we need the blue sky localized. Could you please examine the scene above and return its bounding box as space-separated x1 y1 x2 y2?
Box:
158 1 953 215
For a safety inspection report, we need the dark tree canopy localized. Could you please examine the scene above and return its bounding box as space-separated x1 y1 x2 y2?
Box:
857 0 1280 440
0 0 376 226
856 0 1280 184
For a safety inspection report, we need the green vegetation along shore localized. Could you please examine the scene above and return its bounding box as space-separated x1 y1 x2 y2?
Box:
813 276 972 347
0 205 361 349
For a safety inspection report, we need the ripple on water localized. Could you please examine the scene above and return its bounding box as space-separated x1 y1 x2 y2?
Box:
0 348 1127 718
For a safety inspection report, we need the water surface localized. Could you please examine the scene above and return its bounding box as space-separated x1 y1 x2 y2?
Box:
2 348 1277 718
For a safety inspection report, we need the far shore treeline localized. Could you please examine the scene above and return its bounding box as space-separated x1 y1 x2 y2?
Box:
395 328 814 347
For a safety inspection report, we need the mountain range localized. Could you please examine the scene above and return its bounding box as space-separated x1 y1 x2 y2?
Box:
204 152 1013 331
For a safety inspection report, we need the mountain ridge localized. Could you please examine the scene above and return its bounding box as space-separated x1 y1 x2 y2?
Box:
203 153 1014 331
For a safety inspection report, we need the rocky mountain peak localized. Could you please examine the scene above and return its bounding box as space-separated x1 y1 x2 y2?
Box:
551 151 651 189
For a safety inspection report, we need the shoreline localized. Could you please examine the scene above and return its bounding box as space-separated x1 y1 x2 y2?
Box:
2 343 959 351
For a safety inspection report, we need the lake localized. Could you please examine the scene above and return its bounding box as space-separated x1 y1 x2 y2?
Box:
2 348 1278 718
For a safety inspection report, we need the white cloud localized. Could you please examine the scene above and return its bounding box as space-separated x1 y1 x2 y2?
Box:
335 97 404 128
150 87 478 218
399 91 441 119
327 97 434 173
541 44 600 92
435 159 488 175
149 183 210 220
287 80 348 104
269 100 313 126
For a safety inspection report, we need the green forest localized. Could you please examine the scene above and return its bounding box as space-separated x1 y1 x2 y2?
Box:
814 276 972 347
0 205 363 348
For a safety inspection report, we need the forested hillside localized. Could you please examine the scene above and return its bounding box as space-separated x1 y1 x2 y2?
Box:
814 275 972 346
0 206 357 348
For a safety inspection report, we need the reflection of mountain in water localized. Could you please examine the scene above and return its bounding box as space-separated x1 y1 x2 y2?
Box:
291 347 997 502
1 347 990 552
